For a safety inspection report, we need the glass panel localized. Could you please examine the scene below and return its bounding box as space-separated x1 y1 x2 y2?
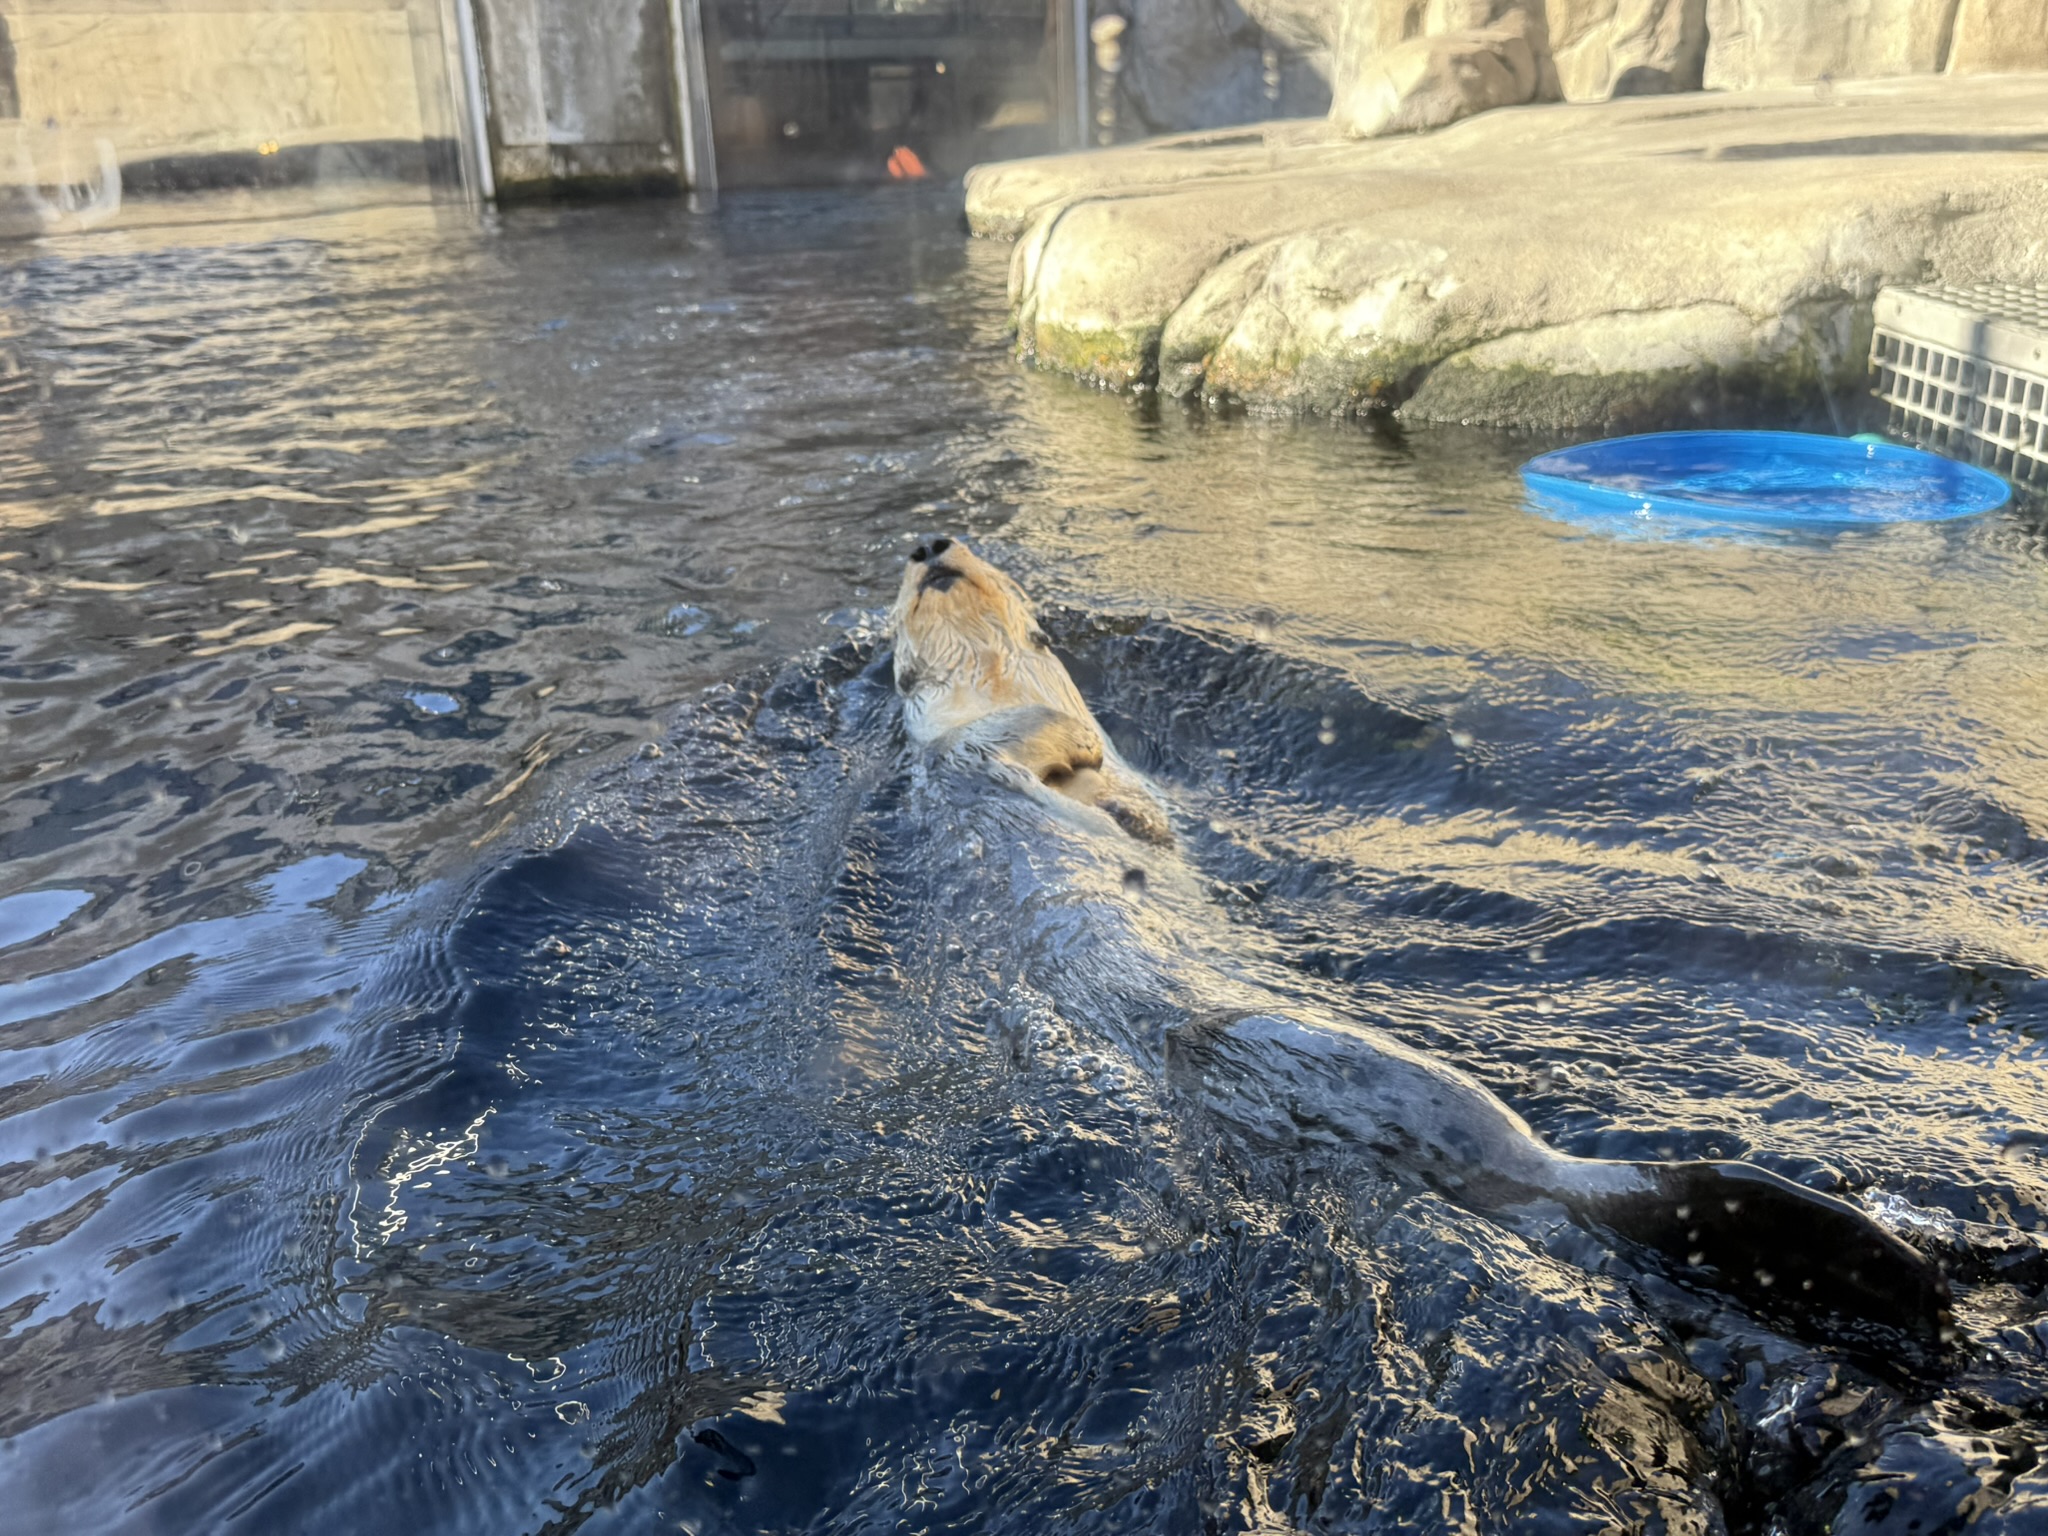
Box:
0 1 473 239
706 0 1064 184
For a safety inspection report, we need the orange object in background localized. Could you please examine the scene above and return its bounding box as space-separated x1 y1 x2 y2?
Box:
886 146 927 179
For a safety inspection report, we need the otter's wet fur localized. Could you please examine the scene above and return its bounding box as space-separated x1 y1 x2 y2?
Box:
889 538 1952 1353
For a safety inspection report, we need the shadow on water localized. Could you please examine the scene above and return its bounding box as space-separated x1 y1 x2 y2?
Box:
1 189 2047 1532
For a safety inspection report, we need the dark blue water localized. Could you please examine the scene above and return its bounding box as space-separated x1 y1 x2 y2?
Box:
2 190 2046 1533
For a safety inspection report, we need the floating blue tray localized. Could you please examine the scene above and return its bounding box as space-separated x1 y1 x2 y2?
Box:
1521 431 2010 537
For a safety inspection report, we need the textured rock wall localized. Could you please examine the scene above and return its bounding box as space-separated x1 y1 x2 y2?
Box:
1701 0 1958 88
1119 0 1332 134
1328 2 1559 137
1546 0 1707 98
1212 0 2048 139
1948 0 2048 72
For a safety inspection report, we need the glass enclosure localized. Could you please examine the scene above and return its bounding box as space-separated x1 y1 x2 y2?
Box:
0 0 1316 220
706 0 1066 184
0 0 475 236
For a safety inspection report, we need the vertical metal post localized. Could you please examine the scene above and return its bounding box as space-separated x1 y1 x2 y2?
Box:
452 0 496 201
667 0 719 206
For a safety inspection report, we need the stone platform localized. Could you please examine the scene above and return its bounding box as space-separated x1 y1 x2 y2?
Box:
964 76 2048 429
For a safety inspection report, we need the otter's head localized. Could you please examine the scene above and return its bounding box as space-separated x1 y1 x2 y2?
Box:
889 538 1089 745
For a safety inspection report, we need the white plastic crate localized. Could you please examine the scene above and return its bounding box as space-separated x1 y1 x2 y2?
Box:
1869 283 2048 490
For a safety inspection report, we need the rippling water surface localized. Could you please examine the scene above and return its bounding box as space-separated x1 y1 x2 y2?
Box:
2 190 2046 1534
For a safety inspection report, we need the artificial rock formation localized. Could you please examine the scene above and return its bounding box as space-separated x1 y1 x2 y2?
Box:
1545 0 1707 97
1117 0 1333 132
1329 5 1556 137
1949 0 2048 73
1217 0 2048 140
965 74 2048 429
1702 0 1957 87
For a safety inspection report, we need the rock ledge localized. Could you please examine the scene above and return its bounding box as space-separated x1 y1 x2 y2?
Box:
965 77 2048 429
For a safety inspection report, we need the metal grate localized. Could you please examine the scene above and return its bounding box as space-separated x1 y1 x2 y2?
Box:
1869 283 2048 491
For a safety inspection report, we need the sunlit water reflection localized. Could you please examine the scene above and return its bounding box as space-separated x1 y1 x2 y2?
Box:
1 191 2045 1533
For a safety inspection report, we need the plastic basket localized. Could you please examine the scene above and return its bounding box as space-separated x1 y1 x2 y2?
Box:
1869 283 2048 491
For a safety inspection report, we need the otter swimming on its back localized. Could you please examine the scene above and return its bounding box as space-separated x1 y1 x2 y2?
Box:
887 538 1952 1352
891 537 1170 845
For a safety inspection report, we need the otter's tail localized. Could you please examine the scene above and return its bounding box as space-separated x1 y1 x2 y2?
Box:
1565 1158 1953 1349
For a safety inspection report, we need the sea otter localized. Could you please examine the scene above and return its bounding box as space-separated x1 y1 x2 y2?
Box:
890 537 1952 1349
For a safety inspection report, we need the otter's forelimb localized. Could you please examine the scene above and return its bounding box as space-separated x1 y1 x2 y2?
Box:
938 705 1172 845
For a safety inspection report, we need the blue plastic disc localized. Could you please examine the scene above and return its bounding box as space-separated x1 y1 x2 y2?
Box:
1521 431 2010 537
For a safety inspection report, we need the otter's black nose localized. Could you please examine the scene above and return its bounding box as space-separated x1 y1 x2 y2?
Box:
909 537 953 564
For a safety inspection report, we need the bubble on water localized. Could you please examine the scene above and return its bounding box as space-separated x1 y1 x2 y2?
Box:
1317 729 1336 747
557 1401 590 1425
181 860 204 879
1122 867 1147 898
664 603 710 638
1450 729 1475 749
259 1336 287 1363
407 691 461 716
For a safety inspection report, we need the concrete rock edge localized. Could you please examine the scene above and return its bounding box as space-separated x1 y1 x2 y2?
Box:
964 78 2048 431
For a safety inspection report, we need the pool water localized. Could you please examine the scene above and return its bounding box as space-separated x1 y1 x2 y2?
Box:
1 191 2045 1533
